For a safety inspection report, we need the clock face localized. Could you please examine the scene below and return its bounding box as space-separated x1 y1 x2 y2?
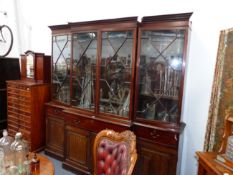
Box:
26 53 34 78
0 25 13 57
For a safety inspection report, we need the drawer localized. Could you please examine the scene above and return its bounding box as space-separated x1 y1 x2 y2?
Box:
7 106 19 114
65 115 89 128
19 113 31 123
8 114 31 129
7 96 19 104
19 105 31 113
8 111 19 119
8 123 19 132
8 102 31 113
8 117 19 126
18 110 31 116
8 101 19 108
18 85 31 91
18 100 31 107
18 96 31 102
65 112 99 132
7 88 20 94
134 125 178 148
19 91 31 98
8 128 17 137
19 123 31 131
7 83 16 89
46 106 65 118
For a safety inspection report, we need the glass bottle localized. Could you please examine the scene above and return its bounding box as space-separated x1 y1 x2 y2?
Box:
23 154 31 175
0 147 6 175
10 132 28 174
225 134 233 161
0 129 13 168
31 153 40 174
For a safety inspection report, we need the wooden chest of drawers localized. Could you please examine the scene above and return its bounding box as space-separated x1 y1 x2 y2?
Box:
7 80 50 151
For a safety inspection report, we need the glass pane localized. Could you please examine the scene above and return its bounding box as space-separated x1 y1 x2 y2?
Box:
71 32 97 111
136 30 185 123
100 31 133 117
26 54 34 78
52 35 71 104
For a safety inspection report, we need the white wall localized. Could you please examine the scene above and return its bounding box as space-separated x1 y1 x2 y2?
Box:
2 0 233 174
0 0 20 57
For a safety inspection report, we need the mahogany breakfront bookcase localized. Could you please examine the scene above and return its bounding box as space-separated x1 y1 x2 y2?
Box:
45 12 192 175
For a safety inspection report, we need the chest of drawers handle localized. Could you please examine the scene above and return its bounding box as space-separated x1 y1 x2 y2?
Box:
150 130 160 139
53 109 59 114
74 120 81 125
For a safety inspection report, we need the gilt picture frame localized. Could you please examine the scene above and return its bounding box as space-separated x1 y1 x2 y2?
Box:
205 28 233 151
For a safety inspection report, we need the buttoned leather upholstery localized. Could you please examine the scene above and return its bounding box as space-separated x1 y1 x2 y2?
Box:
97 139 128 175
93 130 137 175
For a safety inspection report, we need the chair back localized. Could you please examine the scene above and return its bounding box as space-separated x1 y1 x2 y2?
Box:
93 129 137 175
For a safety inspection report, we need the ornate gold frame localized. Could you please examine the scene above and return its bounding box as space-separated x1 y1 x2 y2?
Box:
93 129 137 175
204 28 233 152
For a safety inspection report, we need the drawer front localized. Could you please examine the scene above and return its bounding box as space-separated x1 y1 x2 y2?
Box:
65 114 91 129
18 85 31 91
65 112 129 133
8 117 19 128
8 84 31 97
7 105 19 114
7 113 31 130
8 101 31 112
7 96 18 103
134 125 178 148
8 111 19 120
18 96 31 102
46 105 65 119
7 83 32 141
7 88 20 95
8 101 19 108
8 124 18 136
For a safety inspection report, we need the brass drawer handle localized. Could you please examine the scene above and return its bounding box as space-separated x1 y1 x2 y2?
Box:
150 130 160 139
53 109 59 114
74 120 80 125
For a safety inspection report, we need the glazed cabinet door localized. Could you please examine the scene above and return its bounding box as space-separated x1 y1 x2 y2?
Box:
52 34 71 104
63 125 92 175
45 116 65 159
71 32 97 111
134 139 177 175
99 30 135 118
135 29 186 123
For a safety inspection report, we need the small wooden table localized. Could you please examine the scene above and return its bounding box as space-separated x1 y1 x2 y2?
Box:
196 152 233 175
30 153 54 175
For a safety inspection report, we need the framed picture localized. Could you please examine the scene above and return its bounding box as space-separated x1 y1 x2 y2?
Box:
205 28 233 151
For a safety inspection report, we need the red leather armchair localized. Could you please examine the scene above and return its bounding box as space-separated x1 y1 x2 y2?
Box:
93 129 137 175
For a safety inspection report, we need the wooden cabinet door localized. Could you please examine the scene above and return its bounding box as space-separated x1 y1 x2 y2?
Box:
134 139 177 175
64 125 91 175
46 116 64 159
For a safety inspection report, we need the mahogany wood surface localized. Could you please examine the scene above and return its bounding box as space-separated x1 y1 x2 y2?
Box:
20 51 51 83
45 114 65 160
196 152 233 175
134 138 177 175
63 125 92 174
7 80 50 151
45 13 192 175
